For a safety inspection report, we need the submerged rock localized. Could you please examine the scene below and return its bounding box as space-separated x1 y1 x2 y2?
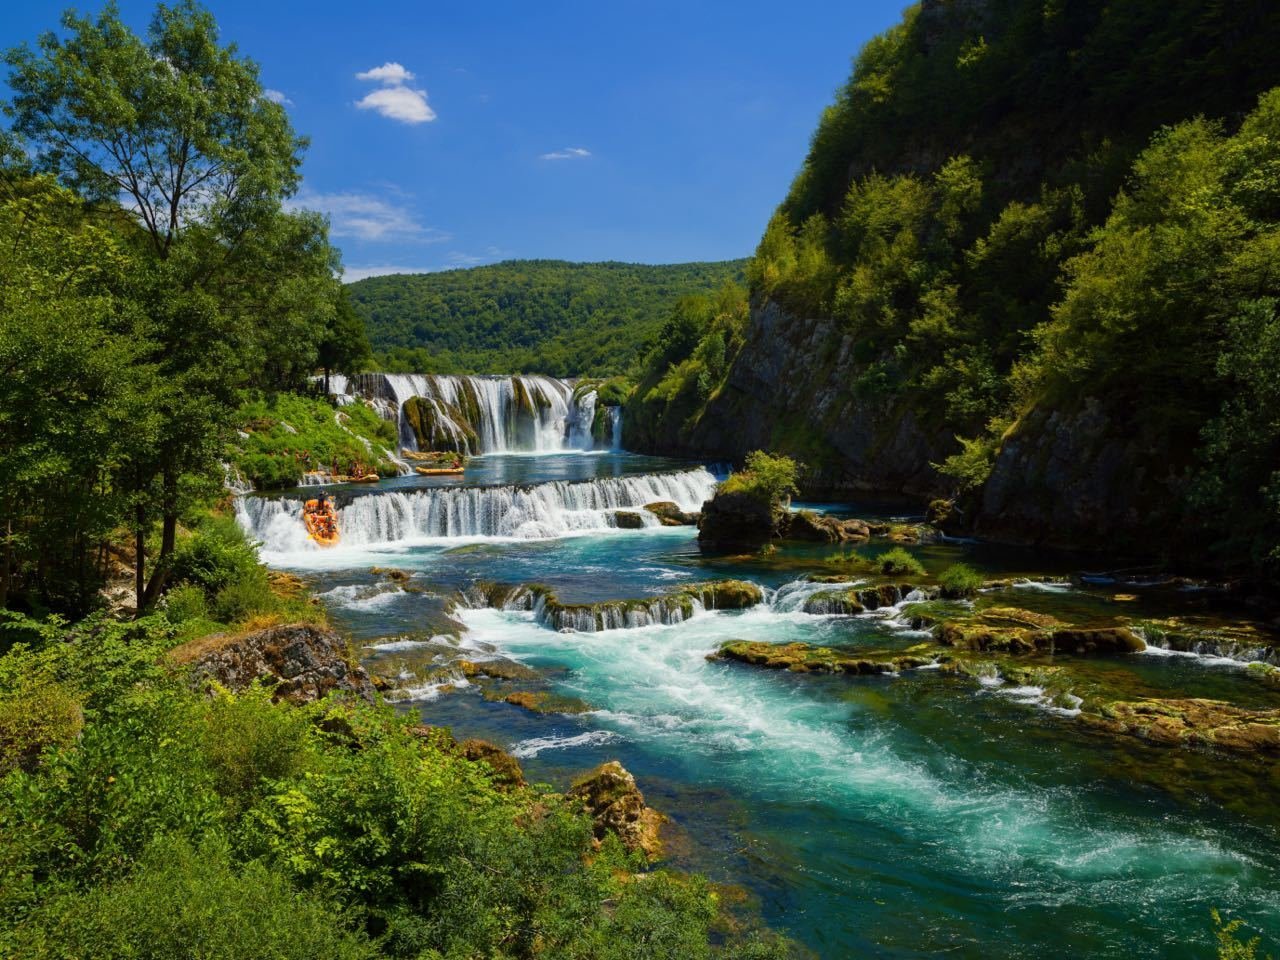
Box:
1080 699 1280 755
567 761 666 860
498 690 593 715
173 622 376 704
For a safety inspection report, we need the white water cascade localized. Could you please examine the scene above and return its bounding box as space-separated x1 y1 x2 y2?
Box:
236 467 717 552
329 373 609 455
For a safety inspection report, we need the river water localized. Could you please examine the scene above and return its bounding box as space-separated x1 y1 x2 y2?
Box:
238 451 1280 958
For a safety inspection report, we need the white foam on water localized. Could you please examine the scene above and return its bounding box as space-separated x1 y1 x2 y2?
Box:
385 676 471 703
509 729 624 759
452 602 1258 901
315 583 406 612
235 468 717 566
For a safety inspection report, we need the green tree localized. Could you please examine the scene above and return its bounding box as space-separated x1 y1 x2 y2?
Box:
318 288 373 393
5 0 339 609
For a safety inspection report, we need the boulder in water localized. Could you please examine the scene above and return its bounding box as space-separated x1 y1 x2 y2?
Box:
697 490 782 548
713 639 934 674
612 510 647 529
172 622 376 705
644 501 699 526
568 761 666 860
784 510 871 542
937 608 1145 656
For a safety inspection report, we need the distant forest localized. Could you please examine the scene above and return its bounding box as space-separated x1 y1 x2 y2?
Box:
346 259 747 377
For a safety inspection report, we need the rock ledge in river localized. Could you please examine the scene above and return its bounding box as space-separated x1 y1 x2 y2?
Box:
567 761 666 861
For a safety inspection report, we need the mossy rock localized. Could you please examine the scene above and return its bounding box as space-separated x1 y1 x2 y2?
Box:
498 690 593 715
612 510 647 529
684 579 765 610
458 738 526 788
802 588 865 615
713 640 933 675
1080 698 1280 755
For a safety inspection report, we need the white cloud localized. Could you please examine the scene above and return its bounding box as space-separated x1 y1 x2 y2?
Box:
290 190 448 243
354 61 435 124
355 86 435 124
341 264 437 283
356 62 415 85
263 88 292 106
539 146 591 161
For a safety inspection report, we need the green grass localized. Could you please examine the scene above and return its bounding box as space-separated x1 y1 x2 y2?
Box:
229 393 398 490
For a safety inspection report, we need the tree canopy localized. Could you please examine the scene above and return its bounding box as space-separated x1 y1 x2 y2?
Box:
348 258 747 377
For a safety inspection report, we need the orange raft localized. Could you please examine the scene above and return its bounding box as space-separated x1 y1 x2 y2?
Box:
303 498 340 546
414 466 465 476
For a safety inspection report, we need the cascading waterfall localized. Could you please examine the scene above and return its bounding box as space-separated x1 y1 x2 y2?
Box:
608 406 622 450
236 467 717 552
331 373 611 455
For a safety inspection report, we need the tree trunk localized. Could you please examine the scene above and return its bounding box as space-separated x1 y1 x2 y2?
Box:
1 515 11 610
323 365 330 395
135 500 146 619
142 467 178 610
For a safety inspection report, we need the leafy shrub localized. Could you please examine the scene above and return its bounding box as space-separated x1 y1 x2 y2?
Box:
0 679 82 773
876 547 926 577
169 516 261 596
200 686 316 813
11 835 376 960
211 577 279 624
718 451 802 507
939 563 984 596
160 584 208 624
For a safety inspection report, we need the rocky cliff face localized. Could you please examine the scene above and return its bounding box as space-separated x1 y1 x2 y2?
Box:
967 397 1192 554
174 622 376 705
684 300 951 499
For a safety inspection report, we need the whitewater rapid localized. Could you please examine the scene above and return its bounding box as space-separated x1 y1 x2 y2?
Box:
235 467 716 560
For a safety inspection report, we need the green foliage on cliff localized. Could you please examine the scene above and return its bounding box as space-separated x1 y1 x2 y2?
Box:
349 259 747 378
624 283 750 450
0 611 793 960
229 393 399 490
739 0 1280 578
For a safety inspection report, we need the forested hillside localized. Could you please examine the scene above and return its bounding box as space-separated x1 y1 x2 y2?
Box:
628 0 1280 581
348 259 746 376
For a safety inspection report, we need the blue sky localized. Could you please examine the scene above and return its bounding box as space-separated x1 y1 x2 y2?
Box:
2 1 907 280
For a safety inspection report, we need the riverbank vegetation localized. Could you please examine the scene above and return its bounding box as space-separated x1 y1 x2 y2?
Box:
0 1 370 615
350 259 746 378
0 596 790 959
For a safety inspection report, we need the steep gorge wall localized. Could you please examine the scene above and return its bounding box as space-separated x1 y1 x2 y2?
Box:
685 300 948 500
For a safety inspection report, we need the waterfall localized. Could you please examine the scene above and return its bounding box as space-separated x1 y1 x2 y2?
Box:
608 406 622 451
236 467 717 551
332 373 609 455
